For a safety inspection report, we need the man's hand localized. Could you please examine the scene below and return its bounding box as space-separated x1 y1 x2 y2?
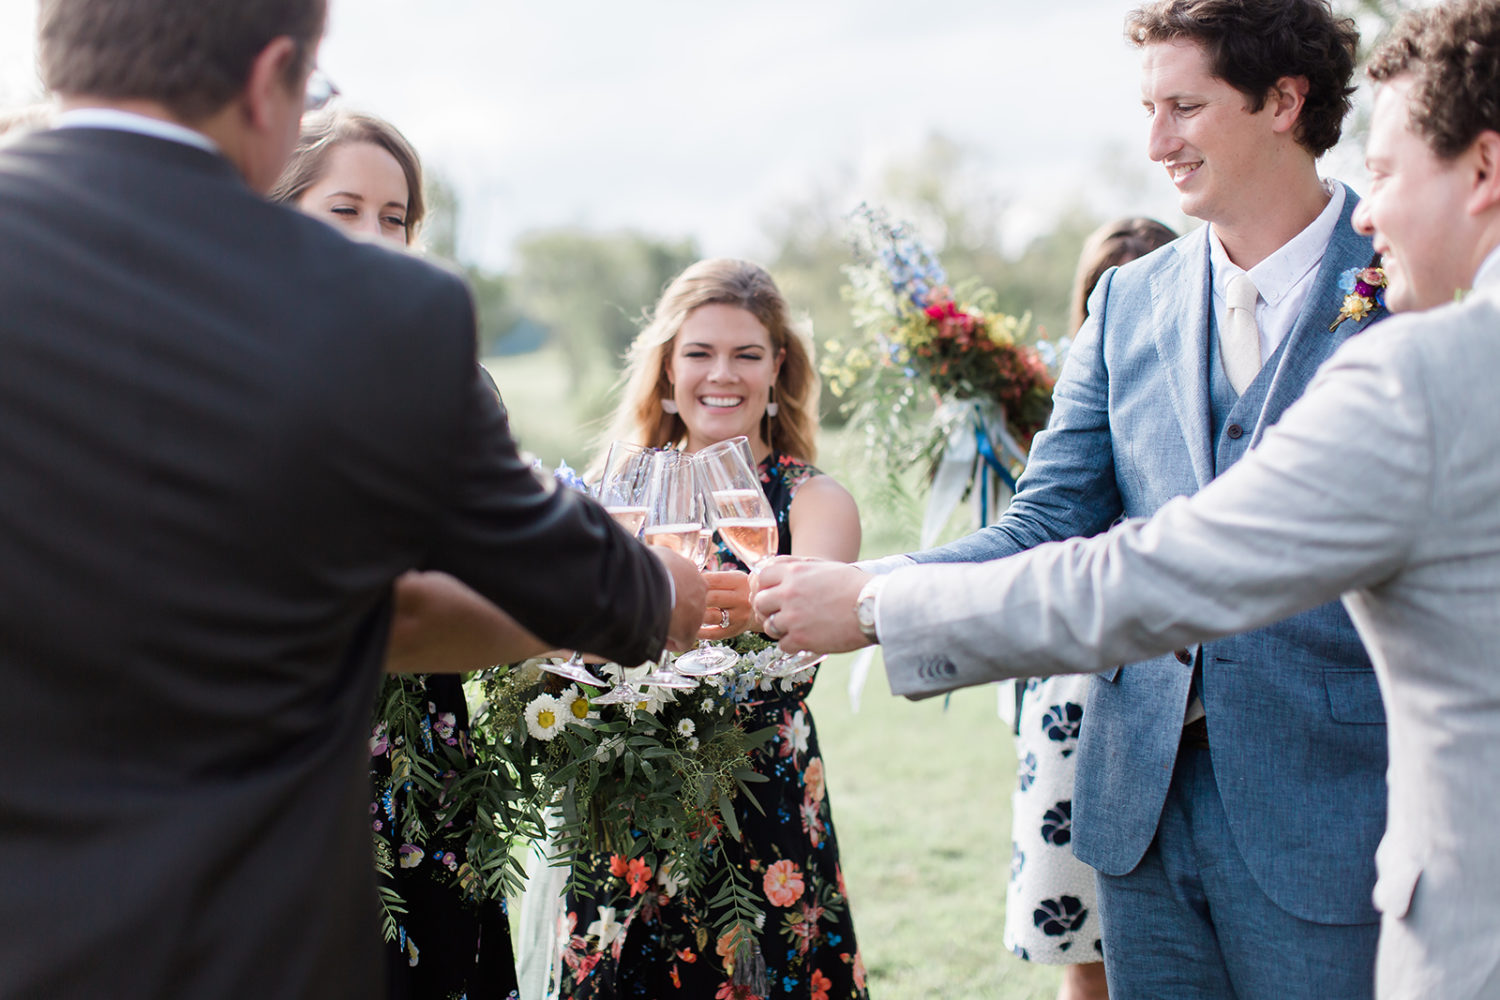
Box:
697 570 754 640
751 556 873 655
652 547 709 652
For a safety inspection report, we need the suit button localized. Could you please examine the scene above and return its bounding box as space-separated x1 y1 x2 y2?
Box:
1226 423 1244 440
1174 648 1192 665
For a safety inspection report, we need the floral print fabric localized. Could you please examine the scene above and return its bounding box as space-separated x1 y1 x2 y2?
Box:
555 454 868 1000
371 673 520 1000
1004 674 1102 965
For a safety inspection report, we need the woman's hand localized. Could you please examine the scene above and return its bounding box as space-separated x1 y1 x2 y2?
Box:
697 570 756 640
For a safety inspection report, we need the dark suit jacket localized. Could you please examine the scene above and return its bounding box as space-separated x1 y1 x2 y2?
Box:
0 127 670 998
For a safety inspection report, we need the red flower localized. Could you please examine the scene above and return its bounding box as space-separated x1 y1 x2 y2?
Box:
608 854 628 877
811 968 833 1000
625 857 653 897
715 984 760 1000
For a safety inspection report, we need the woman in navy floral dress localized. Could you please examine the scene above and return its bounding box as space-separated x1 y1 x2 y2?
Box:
553 259 867 999
273 110 520 1000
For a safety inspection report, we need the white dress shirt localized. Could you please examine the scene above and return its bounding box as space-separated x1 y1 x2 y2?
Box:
54 107 219 155
1209 180 1346 363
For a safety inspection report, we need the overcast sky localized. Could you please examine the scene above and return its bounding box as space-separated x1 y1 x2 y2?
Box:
0 1 1375 269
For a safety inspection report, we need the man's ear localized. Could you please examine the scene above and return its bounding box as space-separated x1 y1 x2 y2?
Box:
242 35 302 130
1466 130 1500 215
1267 75 1310 135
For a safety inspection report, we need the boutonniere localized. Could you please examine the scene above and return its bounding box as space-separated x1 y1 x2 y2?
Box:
1330 261 1387 331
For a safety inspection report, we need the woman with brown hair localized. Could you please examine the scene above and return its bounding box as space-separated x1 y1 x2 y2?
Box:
272 108 520 1000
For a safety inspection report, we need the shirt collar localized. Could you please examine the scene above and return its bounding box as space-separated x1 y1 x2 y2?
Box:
1474 244 1500 291
54 108 219 156
1209 180 1345 304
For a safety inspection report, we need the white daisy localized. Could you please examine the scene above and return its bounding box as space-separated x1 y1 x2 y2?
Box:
524 695 564 741
559 686 595 724
676 718 696 738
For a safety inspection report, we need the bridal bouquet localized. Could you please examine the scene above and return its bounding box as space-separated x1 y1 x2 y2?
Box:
474 633 784 936
825 205 1056 544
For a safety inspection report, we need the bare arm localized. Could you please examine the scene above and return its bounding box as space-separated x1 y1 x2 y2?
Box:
384 571 550 674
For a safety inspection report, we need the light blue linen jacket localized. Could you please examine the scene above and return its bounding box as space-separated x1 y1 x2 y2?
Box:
906 187 1386 924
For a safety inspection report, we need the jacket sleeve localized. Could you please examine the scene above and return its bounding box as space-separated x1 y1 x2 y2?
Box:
880 325 1432 698
422 286 671 667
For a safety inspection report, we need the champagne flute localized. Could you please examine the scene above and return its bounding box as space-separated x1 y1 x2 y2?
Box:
696 437 823 678
541 442 651 688
672 469 740 676
631 450 701 690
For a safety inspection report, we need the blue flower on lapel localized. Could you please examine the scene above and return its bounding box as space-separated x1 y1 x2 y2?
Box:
1033 894 1089 936
1041 800 1072 845
1330 255 1387 332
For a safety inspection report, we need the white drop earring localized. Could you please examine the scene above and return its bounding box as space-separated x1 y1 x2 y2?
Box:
660 398 679 415
765 385 779 418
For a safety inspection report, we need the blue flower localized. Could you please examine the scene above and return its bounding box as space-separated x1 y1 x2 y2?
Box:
1338 267 1359 294
1033 894 1089 936
1041 801 1072 845
1041 703 1084 755
1018 750 1037 792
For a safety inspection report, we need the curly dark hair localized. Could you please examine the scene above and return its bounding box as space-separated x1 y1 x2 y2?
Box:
1126 0 1358 156
1367 0 1500 161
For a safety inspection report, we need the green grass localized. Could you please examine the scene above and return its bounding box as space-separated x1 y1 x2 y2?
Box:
486 349 1063 998
806 662 1059 999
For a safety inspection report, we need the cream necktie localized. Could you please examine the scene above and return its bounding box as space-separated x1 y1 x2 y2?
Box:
1222 273 1262 394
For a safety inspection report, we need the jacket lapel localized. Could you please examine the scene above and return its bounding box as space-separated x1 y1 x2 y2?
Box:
1150 230 1216 489
1252 183 1378 442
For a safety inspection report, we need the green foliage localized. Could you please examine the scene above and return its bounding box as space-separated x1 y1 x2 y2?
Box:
512 228 699 387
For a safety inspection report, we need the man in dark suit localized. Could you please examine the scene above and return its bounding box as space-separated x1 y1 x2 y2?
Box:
0 1 704 997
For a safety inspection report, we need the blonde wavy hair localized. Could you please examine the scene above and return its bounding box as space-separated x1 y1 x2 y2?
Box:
595 258 820 466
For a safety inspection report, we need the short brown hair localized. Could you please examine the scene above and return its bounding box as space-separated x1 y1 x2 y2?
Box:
39 0 326 122
1070 218 1179 333
1127 0 1358 156
267 109 427 244
596 259 822 465
1367 0 1500 160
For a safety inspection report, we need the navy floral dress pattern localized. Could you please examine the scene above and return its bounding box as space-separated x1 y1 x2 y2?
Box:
370 673 521 1000
1004 674 1102 964
555 453 869 1000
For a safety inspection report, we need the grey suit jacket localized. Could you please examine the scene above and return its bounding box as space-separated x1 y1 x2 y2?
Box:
880 267 1500 999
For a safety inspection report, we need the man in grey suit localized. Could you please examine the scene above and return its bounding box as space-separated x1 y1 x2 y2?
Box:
0 1 704 996
758 2 1500 996
761 2 1387 997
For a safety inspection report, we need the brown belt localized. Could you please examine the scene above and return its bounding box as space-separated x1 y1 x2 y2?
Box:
1182 716 1210 750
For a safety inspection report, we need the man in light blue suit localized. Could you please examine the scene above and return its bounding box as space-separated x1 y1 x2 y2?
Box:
755 2 1385 996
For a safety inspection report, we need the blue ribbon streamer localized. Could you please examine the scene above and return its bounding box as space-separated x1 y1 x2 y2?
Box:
973 403 1017 525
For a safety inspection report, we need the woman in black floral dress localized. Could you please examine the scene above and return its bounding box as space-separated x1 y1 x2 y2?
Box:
553 259 867 999
273 110 519 1000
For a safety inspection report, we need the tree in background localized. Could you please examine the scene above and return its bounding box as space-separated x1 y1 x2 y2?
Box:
511 229 699 392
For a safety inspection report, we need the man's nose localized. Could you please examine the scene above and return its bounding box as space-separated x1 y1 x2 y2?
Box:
1351 198 1375 236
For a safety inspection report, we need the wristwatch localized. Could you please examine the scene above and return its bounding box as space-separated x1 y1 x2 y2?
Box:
854 574 888 644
